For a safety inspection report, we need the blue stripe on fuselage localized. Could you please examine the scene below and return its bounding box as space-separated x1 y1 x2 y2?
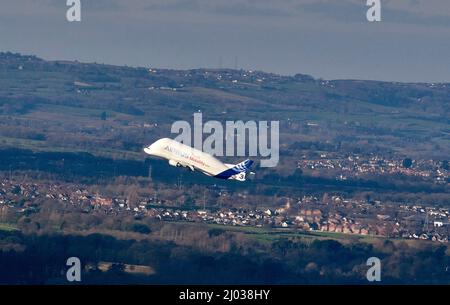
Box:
214 168 240 179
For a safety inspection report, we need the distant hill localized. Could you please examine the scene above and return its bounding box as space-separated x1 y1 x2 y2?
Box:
0 51 449 162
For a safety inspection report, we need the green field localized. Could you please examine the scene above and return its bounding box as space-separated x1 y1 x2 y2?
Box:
0 223 19 232
178 221 384 245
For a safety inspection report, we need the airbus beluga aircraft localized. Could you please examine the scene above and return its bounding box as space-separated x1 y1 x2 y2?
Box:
144 138 254 181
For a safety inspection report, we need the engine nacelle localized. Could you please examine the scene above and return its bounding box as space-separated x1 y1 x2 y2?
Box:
168 159 180 167
168 160 195 171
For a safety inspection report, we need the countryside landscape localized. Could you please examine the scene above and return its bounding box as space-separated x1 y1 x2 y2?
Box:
0 51 449 284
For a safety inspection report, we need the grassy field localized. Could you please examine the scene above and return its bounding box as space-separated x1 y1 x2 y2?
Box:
0 223 19 232
177 221 384 244
172 222 450 251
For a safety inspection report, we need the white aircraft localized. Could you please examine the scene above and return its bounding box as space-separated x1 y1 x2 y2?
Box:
144 138 254 181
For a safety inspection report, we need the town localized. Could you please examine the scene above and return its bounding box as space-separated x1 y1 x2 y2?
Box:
1 176 448 243
297 153 449 185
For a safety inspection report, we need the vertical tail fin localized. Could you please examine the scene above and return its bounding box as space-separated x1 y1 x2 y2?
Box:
233 159 254 173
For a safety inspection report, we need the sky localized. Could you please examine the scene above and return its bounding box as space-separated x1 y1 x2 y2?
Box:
0 0 450 82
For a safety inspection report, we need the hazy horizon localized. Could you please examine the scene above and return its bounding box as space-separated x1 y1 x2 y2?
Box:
1 0 450 83
4 49 450 84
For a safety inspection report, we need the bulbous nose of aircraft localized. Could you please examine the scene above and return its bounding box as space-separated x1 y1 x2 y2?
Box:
143 144 154 155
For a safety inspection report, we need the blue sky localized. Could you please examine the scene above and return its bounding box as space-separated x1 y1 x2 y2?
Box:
1 0 450 82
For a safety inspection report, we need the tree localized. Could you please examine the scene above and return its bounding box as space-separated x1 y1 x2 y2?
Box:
322 193 330 204
100 111 107 121
402 158 413 168
130 223 151 234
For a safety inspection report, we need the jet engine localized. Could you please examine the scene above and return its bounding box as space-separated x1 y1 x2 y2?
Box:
168 159 195 171
168 159 180 167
